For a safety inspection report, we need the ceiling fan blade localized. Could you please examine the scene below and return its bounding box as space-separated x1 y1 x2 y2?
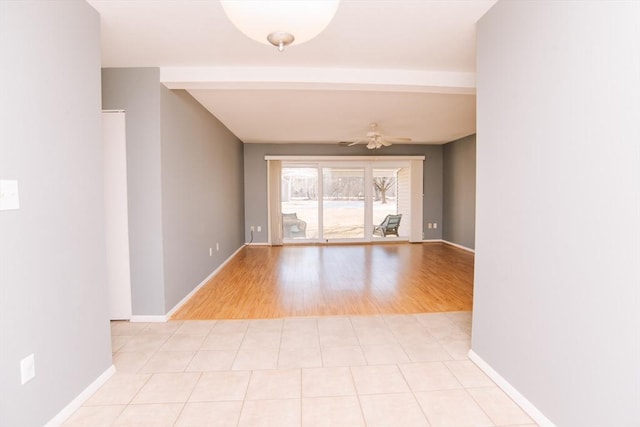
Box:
366 141 377 149
379 139 393 147
339 139 370 147
382 136 412 143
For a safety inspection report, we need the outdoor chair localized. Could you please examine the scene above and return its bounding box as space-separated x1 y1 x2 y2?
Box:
282 213 307 238
373 214 402 237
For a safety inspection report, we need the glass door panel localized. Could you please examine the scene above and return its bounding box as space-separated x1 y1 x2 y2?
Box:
372 167 409 239
281 167 318 241
322 167 365 240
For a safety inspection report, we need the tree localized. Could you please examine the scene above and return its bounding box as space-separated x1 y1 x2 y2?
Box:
373 177 396 204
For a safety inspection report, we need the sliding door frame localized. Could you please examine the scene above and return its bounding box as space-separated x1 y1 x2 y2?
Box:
266 156 425 245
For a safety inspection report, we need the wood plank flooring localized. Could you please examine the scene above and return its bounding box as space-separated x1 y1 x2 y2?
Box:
171 242 474 320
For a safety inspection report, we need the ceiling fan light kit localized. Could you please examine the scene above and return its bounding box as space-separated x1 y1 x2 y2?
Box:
219 0 340 52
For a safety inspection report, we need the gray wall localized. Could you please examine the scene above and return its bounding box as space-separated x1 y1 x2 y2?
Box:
443 134 476 249
102 70 246 315
160 88 245 311
102 68 166 315
243 143 443 243
0 2 112 425
473 1 640 425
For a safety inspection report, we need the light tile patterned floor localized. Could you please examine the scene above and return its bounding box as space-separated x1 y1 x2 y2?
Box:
63 312 537 427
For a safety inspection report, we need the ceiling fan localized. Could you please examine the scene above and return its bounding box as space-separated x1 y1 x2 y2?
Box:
339 122 412 149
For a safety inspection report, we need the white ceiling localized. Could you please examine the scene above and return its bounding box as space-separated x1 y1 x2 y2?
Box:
88 0 497 145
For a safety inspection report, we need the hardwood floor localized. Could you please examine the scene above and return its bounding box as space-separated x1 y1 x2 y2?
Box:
171 242 474 320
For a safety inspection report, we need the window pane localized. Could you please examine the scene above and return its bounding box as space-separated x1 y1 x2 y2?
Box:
281 167 318 240
372 168 409 238
322 167 365 239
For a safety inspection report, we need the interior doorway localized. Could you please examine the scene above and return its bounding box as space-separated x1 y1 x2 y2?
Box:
102 110 132 320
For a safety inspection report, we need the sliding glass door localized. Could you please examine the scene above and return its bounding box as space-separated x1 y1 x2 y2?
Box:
279 159 415 244
281 167 318 240
322 167 365 240
372 166 410 240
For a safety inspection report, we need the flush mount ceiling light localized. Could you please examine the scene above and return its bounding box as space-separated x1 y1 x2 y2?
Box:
220 0 340 52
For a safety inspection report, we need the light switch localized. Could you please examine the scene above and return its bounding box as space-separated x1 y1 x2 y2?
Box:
0 180 20 211
20 354 35 384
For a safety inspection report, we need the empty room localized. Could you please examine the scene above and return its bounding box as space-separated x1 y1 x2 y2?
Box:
1 1 638 426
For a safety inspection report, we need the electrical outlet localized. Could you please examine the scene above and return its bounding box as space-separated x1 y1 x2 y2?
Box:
428 223 433 229
20 354 35 385
250 226 255 232
433 223 438 229
257 226 261 232
0 180 20 211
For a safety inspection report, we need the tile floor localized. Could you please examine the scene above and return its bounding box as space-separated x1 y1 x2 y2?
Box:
63 312 536 427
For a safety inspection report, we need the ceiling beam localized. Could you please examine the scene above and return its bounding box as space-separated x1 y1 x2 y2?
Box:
161 66 475 95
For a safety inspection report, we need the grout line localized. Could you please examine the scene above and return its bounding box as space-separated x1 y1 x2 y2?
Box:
298 368 303 426
182 343 199 373
274 319 285 369
442 360 469 390
348 365 368 425
229 346 242 373
392 361 435 425
382 316 414 363
222 320 248 372
124 369 154 409
461 386 498 425
314 317 325 368
236 370 254 427
172 371 203 427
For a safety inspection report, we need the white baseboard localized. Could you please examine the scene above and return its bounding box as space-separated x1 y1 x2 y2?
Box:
165 244 245 319
421 239 476 253
246 242 270 246
45 365 116 427
130 315 167 323
468 350 555 426
442 240 475 253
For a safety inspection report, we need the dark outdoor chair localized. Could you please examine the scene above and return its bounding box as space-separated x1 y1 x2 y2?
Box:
373 214 402 237
282 213 307 238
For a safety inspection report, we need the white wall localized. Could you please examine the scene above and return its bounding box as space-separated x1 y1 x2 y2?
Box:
0 2 112 425
473 1 640 425
103 111 132 320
